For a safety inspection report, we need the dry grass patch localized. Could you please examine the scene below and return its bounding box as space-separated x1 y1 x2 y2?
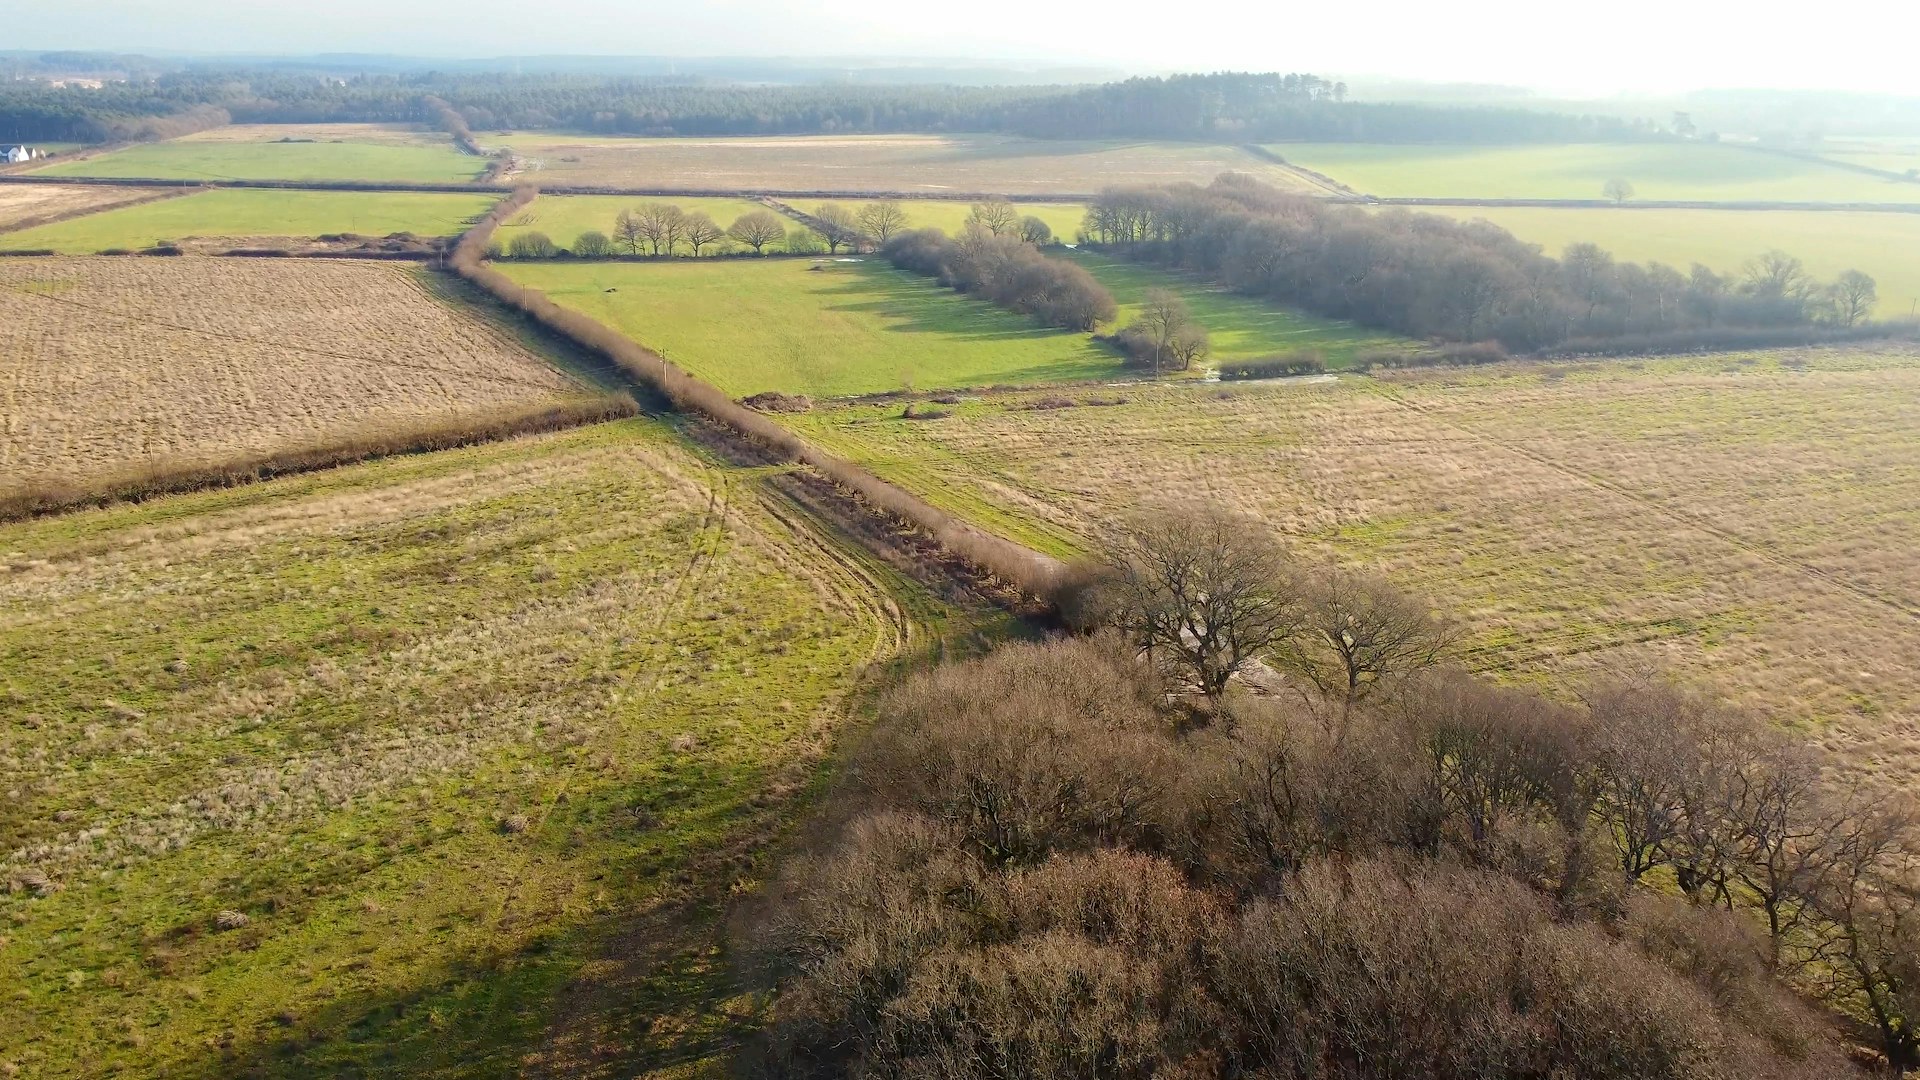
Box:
0 185 173 232
0 257 607 504
792 346 1920 782
495 132 1313 196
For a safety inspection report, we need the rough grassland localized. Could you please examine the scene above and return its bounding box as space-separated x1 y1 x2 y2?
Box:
498 257 1128 397
495 195 770 250
788 346 1920 780
0 189 497 252
1271 142 1920 203
494 132 1314 196
34 137 482 184
1066 250 1408 366
0 416 992 1077
1408 206 1920 319
0 184 169 230
0 257 600 498
174 123 456 148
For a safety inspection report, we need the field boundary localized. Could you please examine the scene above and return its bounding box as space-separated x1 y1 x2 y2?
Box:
1238 144 1365 198
0 395 639 522
447 187 1070 607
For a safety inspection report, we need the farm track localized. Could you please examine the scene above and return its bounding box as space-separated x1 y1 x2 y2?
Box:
1368 382 1920 630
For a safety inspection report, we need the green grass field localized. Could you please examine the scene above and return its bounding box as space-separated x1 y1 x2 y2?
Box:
1270 142 1920 203
495 195 770 251
1066 250 1408 366
0 416 997 1078
498 258 1129 397
34 140 484 184
1411 206 1920 319
823 199 1090 242
0 189 497 251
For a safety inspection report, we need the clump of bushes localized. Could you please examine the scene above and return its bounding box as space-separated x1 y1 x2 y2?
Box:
901 403 952 420
741 391 813 414
1354 341 1512 370
1217 350 1326 379
743 512 1899 1078
882 227 1117 331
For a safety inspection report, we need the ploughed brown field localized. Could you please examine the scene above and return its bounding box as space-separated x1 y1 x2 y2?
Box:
0 257 604 502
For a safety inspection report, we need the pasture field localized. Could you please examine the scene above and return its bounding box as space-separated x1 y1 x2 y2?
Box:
1065 250 1409 366
0 189 496 252
495 194 770 250
0 415 992 1077
498 257 1128 397
822 198 1090 242
0 257 604 501
1410 206 1920 319
787 345 1920 777
1270 141 1920 203
0 184 176 231
1819 136 1920 178
494 132 1313 196
33 132 483 184
174 122 456 148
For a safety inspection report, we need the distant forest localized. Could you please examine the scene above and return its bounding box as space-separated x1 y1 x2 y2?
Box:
0 68 1654 144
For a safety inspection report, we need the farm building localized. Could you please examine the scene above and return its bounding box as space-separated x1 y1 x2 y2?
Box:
3 145 39 164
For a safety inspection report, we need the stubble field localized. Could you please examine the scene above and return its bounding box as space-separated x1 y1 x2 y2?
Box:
0 416 987 1077
787 345 1920 779
494 132 1314 195
0 257 608 502
1271 141 1920 203
34 125 483 185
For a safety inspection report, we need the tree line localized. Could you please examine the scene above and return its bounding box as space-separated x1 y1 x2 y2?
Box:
745 508 1920 1077
1082 174 1899 353
0 69 1661 145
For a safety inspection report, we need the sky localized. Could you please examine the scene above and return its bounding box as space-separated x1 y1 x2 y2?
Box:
11 0 1919 96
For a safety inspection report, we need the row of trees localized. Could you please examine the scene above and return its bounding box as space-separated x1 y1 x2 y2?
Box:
882 226 1115 331
0 69 1661 145
494 199 1058 260
1082 174 1894 352
748 510 1920 1077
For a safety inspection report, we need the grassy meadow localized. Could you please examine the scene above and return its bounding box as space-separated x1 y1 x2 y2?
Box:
498 257 1129 397
1271 141 1920 203
787 346 1920 783
495 132 1313 196
0 189 496 251
1066 250 1408 366
34 137 484 184
1410 206 1920 319
0 415 998 1077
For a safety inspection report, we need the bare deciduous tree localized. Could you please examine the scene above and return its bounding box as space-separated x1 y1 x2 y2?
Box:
683 212 725 257
572 230 612 258
1019 215 1054 246
1273 569 1453 739
1829 269 1878 326
856 200 908 244
1095 510 1304 704
811 203 861 253
1798 798 1920 1074
966 199 1020 237
1602 177 1635 204
614 208 644 256
1129 288 1195 379
635 202 688 256
727 210 786 254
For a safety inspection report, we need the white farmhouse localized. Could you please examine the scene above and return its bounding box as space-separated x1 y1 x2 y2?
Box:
2 145 35 164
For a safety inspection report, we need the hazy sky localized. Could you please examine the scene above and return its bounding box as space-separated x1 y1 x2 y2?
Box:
13 0 1918 96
